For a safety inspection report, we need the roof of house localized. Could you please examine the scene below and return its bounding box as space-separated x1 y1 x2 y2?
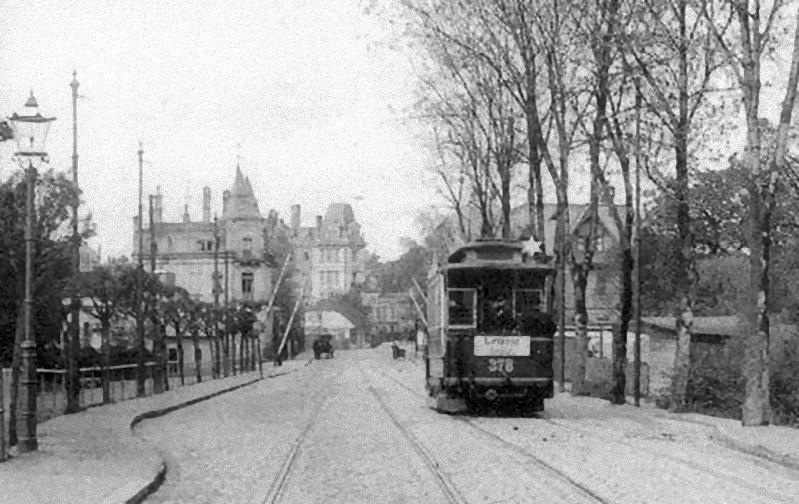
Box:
641 316 742 336
324 203 355 225
306 298 368 328
510 203 628 253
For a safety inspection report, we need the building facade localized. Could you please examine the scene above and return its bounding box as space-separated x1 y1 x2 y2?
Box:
132 166 273 304
510 201 625 323
288 203 366 300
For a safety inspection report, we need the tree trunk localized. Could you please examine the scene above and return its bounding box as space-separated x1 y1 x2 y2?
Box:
741 51 769 425
239 332 245 373
611 238 633 405
152 319 164 394
207 330 217 379
101 319 111 404
191 328 202 383
214 334 222 379
670 0 695 409
741 10 799 426
670 301 693 410
175 321 185 386
570 264 589 396
223 330 230 377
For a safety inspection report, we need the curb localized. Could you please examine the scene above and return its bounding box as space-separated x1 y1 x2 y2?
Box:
709 426 799 471
122 369 299 504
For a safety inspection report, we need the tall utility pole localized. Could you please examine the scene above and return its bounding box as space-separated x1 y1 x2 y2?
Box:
136 143 146 397
149 195 164 393
224 237 231 375
213 215 221 378
633 83 643 406
66 71 81 413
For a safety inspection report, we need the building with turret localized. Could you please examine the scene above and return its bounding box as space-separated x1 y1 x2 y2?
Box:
288 203 367 300
132 166 273 304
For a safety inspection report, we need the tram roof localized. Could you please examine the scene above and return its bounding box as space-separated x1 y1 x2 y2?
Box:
446 239 554 270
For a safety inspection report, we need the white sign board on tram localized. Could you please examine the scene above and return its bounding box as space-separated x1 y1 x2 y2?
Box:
473 335 531 356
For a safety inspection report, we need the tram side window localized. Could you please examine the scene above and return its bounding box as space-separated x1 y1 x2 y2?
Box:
448 288 476 327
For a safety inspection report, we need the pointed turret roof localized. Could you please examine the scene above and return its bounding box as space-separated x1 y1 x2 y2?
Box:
225 164 261 219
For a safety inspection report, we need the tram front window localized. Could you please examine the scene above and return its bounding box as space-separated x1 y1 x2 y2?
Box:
448 288 476 327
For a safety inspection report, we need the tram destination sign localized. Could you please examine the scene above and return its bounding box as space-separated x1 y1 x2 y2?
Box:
473 335 530 356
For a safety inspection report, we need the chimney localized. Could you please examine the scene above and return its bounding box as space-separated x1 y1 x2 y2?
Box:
182 204 191 223
153 186 163 223
316 215 323 232
290 204 301 231
202 186 211 222
223 190 231 217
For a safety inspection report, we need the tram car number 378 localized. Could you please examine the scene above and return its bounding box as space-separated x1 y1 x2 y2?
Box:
423 239 557 416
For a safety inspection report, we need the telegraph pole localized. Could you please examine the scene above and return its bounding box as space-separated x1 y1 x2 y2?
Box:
149 195 164 393
213 215 221 378
224 238 231 375
136 143 146 396
633 81 643 407
66 70 81 413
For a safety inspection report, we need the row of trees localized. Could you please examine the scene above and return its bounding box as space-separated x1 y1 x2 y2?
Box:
386 0 799 424
1 170 302 450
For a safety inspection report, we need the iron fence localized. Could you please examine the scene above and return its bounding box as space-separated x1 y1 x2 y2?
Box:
2 353 262 461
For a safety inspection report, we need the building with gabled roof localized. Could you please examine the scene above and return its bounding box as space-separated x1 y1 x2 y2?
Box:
288 202 367 300
132 165 273 305
509 198 627 323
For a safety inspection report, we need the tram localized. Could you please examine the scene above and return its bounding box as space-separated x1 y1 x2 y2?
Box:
425 239 556 415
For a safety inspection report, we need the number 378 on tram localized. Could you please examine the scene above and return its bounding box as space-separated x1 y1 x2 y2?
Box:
424 239 557 415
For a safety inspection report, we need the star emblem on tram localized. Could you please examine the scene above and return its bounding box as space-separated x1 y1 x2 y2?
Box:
522 236 543 257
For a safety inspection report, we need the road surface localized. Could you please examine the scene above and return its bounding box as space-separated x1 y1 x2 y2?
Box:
136 347 799 503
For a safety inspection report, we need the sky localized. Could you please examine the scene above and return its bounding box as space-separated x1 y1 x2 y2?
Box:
0 0 436 261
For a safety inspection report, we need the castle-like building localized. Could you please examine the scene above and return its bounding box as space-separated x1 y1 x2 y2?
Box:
132 167 367 306
288 203 367 300
132 166 272 304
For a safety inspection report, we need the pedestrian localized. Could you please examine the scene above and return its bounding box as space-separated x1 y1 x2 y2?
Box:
415 320 426 358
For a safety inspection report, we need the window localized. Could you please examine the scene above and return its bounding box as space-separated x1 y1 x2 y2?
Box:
243 237 252 250
448 288 476 327
514 289 542 314
304 251 310 261
333 271 340 287
242 272 254 294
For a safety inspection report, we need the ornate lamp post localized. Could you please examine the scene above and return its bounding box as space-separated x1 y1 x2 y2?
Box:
8 91 56 452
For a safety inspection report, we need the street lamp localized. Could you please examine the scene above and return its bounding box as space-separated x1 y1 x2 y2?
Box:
8 91 56 452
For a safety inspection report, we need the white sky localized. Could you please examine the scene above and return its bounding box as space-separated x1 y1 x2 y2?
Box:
2 1 796 262
0 0 437 261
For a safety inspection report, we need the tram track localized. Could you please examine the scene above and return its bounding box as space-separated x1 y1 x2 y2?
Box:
538 417 797 502
366 384 467 504
259 387 329 504
373 365 799 503
366 367 609 504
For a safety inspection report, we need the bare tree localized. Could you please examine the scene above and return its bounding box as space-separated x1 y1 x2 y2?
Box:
619 0 729 408
703 0 793 425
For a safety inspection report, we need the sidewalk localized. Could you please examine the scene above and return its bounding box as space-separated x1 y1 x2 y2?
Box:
547 390 799 471
384 348 799 472
0 360 306 504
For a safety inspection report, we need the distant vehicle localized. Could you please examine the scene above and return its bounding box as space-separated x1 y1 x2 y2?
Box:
425 239 556 416
313 334 335 360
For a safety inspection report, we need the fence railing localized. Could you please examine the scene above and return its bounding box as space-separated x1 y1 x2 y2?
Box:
2 353 264 460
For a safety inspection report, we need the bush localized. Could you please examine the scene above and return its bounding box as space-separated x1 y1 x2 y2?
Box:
661 331 799 426
771 336 799 426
